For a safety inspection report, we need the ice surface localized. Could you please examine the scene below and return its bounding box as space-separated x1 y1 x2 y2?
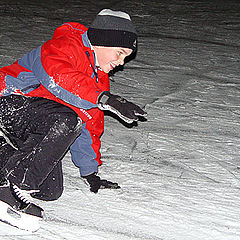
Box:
0 0 240 239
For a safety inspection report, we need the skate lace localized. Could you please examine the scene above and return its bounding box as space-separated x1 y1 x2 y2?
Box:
12 184 39 204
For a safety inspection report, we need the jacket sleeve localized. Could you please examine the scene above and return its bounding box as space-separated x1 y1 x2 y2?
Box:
18 36 103 110
70 108 104 176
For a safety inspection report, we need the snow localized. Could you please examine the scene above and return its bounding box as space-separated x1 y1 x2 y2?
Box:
0 0 240 239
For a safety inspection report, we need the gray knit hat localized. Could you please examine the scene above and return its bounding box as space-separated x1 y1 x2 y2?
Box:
87 9 137 51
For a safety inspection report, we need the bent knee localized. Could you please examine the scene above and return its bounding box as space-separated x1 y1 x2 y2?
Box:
54 112 82 135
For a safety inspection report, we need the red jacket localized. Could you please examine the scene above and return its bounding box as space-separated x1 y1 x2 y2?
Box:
0 23 110 176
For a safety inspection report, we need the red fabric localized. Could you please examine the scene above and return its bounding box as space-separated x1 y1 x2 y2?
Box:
0 23 110 165
0 71 7 95
27 23 110 120
0 61 32 95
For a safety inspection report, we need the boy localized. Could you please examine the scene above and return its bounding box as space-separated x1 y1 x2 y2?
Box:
0 9 146 231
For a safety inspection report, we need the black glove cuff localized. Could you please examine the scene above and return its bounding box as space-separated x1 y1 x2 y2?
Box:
98 91 111 105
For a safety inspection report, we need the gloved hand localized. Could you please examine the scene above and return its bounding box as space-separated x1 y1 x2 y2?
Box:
83 173 121 193
98 91 147 124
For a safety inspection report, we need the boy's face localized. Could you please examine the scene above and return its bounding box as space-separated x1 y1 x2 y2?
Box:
93 46 133 73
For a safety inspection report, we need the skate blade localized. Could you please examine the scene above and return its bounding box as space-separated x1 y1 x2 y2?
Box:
0 201 41 232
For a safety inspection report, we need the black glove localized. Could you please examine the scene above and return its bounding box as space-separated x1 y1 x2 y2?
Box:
98 91 147 124
83 173 121 193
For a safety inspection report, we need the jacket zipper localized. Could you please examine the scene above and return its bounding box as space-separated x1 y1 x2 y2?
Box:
86 51 98 83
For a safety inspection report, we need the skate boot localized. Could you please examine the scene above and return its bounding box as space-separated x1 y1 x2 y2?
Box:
0 177 44 232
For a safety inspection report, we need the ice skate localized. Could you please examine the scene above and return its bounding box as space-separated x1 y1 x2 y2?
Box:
0 178 44 232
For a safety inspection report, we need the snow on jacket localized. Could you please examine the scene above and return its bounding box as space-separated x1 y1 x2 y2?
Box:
0 22 110 176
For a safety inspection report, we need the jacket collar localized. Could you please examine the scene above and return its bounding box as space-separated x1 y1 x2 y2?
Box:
82 31 100 67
